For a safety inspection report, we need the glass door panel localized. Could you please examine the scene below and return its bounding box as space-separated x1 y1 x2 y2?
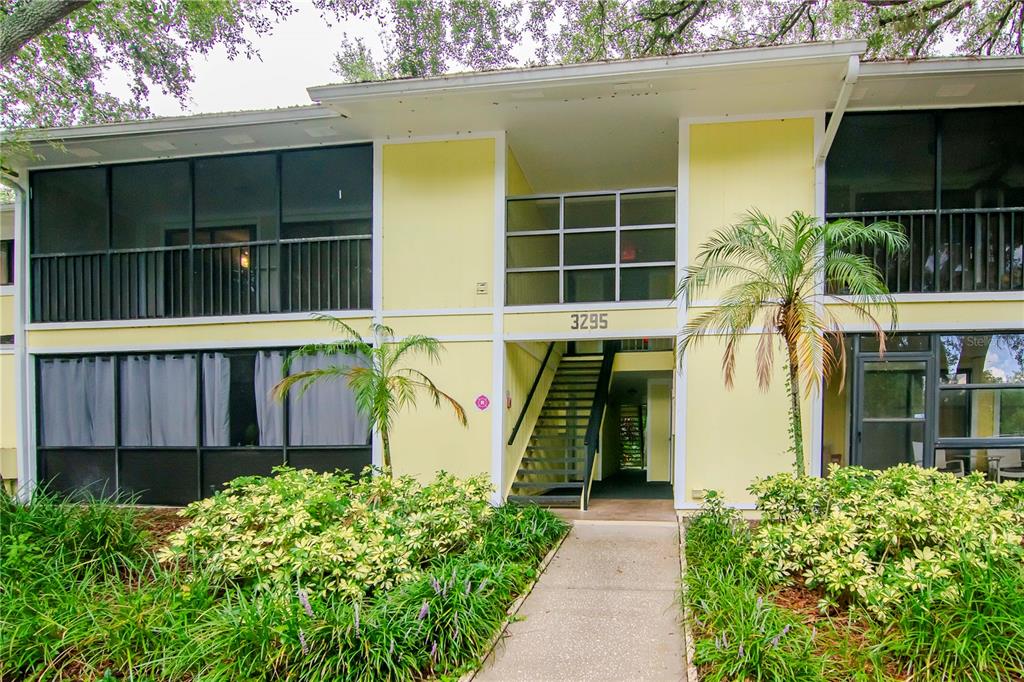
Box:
857 360 929 469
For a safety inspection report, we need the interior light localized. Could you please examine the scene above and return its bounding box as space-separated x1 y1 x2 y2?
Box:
239 250 250 269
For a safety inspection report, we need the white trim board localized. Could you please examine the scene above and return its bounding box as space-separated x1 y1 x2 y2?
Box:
505 300 674 314
504 328 678 342
26 310 374 331
673 116 691 510
490 132 507 506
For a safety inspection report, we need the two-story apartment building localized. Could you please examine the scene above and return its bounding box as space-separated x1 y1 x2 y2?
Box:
1 41 1021 510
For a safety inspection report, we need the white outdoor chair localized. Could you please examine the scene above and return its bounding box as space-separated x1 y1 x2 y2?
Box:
935 450 965 477
993 450 1024 483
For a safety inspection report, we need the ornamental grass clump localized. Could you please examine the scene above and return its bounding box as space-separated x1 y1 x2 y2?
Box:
750 464 1024 620
159 466 494 597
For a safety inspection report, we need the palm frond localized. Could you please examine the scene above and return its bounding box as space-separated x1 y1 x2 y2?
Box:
401 368 468 426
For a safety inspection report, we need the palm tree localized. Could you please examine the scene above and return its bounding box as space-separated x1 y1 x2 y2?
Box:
675 210 908 476
272 315 467 470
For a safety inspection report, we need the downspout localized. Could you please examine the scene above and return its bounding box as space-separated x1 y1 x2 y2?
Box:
1 172 31 501
816 55 859 166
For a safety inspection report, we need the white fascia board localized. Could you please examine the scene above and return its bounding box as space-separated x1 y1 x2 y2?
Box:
860 57 1024 77
308 41 868 103
7 106 340 144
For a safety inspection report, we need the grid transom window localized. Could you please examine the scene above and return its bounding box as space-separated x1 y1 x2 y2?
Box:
506 189 676 305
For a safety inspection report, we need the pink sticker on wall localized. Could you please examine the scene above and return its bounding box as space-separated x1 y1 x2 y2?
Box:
475 395 490 411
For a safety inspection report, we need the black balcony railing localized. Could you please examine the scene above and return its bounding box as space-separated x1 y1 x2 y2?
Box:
30 236 371 323
827 208 1024 295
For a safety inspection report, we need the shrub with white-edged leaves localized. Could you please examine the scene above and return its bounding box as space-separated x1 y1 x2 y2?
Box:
750 464 1024 620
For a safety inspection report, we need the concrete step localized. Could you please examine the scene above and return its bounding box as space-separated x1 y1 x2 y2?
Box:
507 494 580 507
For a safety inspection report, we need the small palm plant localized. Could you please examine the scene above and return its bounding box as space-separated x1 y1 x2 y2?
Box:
272 315 467 470
676 209 907 476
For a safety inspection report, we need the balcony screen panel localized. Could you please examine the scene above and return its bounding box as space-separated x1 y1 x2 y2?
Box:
33 168 109 254
38 357 115 447
565 269 614 302
507 271 558 305
564 232 614 265
507 235 557 268
939 333 1024 384
564 195 615 229
620 229 674 264
119 354 197 447
282 145 371 238
620 191 675 225
287 448 372 475
41 450 116 500
507 198 558 232
941 108 1024 209
195 153 279 241
202 351 284 447
827 112 936 213
288 353 371 446
620 266 675 300
202 450 282 497
112 161 191 248
939 387 1024 438
119 450 198 505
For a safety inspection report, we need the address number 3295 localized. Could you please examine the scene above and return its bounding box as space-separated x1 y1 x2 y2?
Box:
569 312 609 330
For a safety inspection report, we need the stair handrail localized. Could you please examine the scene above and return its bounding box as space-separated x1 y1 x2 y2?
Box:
582 342 618 510
507 342 556 446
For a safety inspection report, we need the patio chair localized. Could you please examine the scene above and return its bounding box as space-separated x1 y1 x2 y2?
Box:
993 450 1024 483
935 451 965 477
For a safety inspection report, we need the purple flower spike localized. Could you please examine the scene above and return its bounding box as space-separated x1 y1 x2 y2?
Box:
299 629 309 655
738 643 744 658
756 596 763 611
418 600 429 620
782 624 790 637
430 641 437 659
464 580 471 595
431 577 441 594
354 602 360 635
771 635 781 648
297 589 314 618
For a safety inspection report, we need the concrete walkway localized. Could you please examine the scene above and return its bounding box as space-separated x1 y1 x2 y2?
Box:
476 520 685 682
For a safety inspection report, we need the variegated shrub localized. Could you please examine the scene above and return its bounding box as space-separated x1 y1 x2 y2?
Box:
750 464 1024 620
159 467 493 597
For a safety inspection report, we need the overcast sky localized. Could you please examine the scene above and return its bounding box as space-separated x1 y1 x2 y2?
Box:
118 5 384 118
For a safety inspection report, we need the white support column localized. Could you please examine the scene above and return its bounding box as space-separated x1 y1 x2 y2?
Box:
811 112 827 478
673 118 691 510
371 139 385 470
491 133 507 505
6 176 34 499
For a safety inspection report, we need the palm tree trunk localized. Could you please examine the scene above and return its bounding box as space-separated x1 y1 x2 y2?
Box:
784 342 806 477
380 428 392 472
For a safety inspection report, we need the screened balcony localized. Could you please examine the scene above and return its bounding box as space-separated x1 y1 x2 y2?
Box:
826 107 1024 294
29 144 372 323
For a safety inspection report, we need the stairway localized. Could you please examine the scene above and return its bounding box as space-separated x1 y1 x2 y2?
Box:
619 404 645 470
507 355 603 508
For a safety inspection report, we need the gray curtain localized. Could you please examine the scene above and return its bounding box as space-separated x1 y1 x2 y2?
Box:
202 353 231 446
254 351 284 446
287 352 369 446
39 357 115 447
120 354 197 446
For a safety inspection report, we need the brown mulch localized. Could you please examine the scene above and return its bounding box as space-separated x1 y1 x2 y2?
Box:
133 507 190 545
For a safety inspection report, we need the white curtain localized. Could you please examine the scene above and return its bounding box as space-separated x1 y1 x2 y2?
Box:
39 357 115 447
120 354 197 446
254 351 284 446
202 353 231 446
287 352 369 446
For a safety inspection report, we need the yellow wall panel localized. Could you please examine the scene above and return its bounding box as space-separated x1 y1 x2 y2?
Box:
825 300 1024 328
504 307 676 337
389 340 493 481
685 336 813 504
647 380 672 482
0 295 13 336
382 139 496 311
382 314 492 338
0 353 16 482
26 317 374 351
613 350 674 373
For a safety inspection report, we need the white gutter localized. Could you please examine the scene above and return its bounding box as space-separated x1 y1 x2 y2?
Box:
816 55 860 166
0 173 31 501
308 40 867 103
